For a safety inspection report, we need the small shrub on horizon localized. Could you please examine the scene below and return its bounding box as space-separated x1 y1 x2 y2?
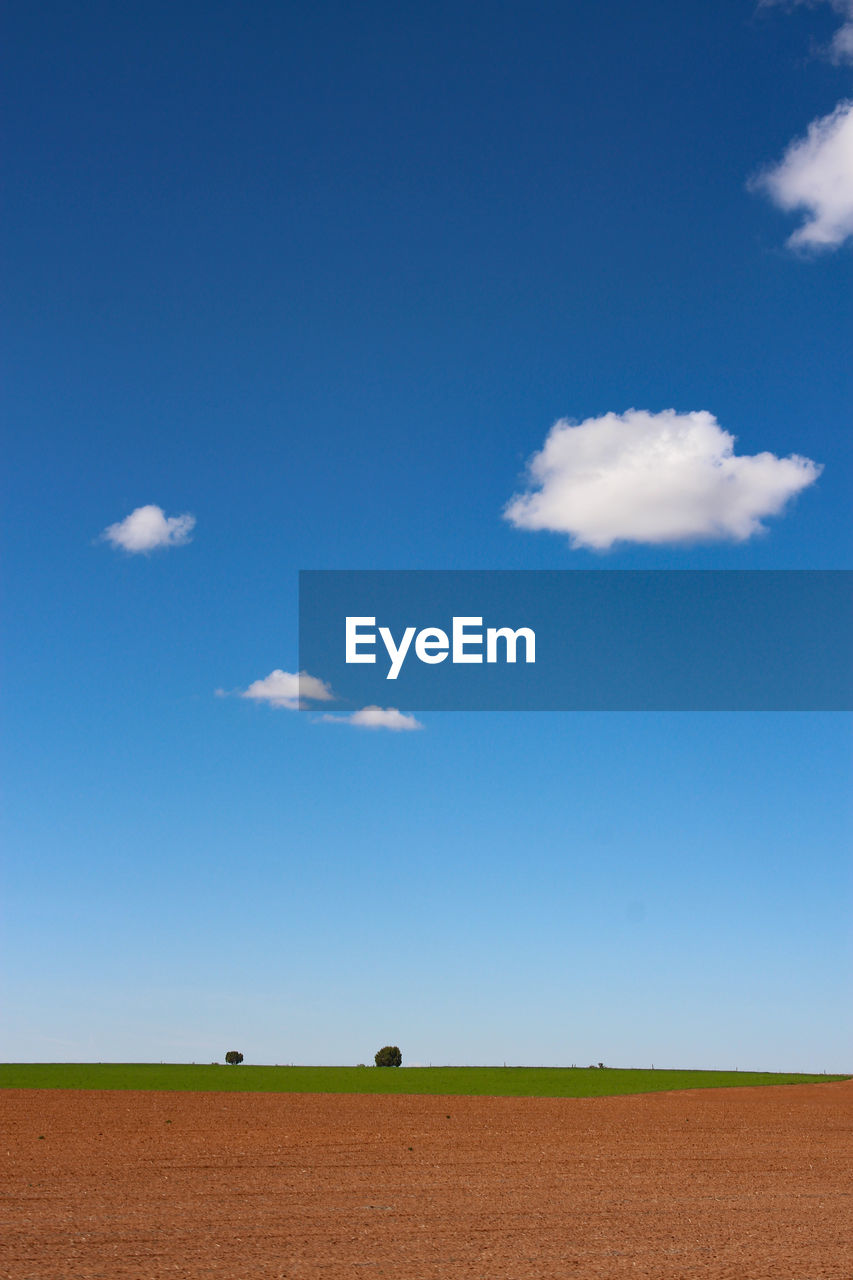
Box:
224 1051 244 1066
375 1045 402 1067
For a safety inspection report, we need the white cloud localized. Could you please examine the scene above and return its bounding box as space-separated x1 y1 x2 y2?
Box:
831 11 853 59
240 670 335 711
832 21 853 58
760 1 853 64
101 504 196 552
751 100 853 249
322 706 423 731
229 675 420 729
827 0 853 59
504 409 821 550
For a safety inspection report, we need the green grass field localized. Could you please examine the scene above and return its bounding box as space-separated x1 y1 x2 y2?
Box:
0 1063 847 1097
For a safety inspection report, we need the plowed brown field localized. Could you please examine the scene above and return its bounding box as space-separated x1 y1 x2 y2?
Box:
2 1080 851 1279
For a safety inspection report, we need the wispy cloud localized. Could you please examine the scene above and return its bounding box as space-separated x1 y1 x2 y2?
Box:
235 669 335 711
322 706 423 731
101 504 196 552
827 0 853 60
751 99 853 249
504 410 821 550
760 0 853 64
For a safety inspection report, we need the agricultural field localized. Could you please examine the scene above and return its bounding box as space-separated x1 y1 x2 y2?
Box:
0 1061 846 1096
3 1075 852 1278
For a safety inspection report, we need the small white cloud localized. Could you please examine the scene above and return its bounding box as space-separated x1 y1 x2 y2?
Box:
322 706 423 731
760 0 853 64
830 12 853 60
832 23 853 58
101 504 196 552
228 676 419 728
826 0 853 59
504 409 821 550
240 669 335 711
751 100 853 249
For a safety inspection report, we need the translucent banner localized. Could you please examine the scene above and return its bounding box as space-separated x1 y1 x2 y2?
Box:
298 571 852 711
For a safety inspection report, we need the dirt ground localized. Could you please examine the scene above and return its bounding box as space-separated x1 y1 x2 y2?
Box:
2 1079 851 1279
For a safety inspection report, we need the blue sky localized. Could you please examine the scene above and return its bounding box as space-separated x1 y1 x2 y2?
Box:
2 0 851 1069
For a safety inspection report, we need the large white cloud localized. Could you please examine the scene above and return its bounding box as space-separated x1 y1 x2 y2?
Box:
504 410 821 550
239 670 335 711
101 504 196 552
322 706 423 731
752 100 853 249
